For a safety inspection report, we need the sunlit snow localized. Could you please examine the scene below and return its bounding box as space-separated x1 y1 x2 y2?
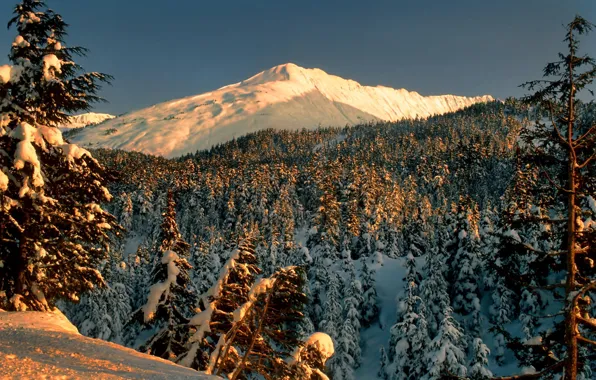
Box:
72 63 493 158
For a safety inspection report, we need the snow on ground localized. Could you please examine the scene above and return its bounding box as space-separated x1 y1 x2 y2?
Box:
355 255 406 379
0 310 214 379
71 63 492 158
59 112 116 130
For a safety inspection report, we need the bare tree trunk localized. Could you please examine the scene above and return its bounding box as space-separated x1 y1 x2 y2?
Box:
564 27 578 380
14 211 29 310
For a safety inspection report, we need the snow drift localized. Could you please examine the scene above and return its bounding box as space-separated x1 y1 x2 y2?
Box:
0 310 214 379
60 112 116 130
71 63 493 158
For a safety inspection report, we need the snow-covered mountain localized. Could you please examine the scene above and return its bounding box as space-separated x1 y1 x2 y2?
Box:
71 63 493 158
60 112 116 130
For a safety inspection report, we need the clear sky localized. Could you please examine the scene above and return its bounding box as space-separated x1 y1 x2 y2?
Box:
1 0 595 115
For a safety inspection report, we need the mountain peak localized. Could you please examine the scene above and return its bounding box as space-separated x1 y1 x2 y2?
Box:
239 63 309 86
71 65 493 158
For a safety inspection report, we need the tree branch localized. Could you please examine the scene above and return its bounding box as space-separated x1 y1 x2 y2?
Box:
577 335 596 346
573 123 596 147
577 316 596 332
491 360 564 379
547 102 569 147
577 152 596 169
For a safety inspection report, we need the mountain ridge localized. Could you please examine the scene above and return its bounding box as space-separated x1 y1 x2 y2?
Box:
60 112 116 130
72 63 493 158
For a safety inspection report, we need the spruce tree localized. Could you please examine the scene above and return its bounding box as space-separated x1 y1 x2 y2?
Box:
423 306 467 380
449 197 483 317
211 266 310 379
388 253 430 380
361 259 380 327
0 0 118 311
497 16 596 380
178 240 261 371
468 337 493 380
289 332 336 380
123 190 197 360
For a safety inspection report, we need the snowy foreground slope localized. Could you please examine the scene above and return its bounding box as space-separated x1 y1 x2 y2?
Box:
0 311 214 379
71 63 493 158
60 112 116 130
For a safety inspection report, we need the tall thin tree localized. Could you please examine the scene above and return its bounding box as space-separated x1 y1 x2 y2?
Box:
495 16 596 380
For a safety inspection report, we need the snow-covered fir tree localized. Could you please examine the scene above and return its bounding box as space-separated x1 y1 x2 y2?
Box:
424 306 467 379
123 190 197 360
448 198 483 318
360 258 379 327
0 0 119 311
178 240 261 370
386 252 430 380
469 337 493 379
210 266 310 379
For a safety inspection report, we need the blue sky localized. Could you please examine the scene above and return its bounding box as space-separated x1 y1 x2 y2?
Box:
1 0 595 115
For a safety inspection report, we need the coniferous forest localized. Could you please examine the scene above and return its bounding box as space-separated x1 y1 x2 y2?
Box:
1 1 596 380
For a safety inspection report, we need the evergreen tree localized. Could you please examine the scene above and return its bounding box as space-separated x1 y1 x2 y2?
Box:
468 337 493 380
178 240 261 371
320 272 343 339
388 253 430 380
423 306 467 380
449 198 483 317
69 281 131 342
211 266 310 379
420 245 450 337
379 346 389 380
289 332 336 380
497 16 596 380
344 270 363 367
0 0 118 311
123 190 197 360
360 259 380 327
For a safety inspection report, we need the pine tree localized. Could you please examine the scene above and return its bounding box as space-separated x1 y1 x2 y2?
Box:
468 337 493 380
0 0 119 311
423 306 467 380
497 16 596 380
123 190 197 360
379 346 389 379
69 281 131 342
178 240 261 371
449 198 483 317
360 259 379 327
388 253 430 380
344 270 363 367
320 272 343 340
420 245 450 337
211 266 310 379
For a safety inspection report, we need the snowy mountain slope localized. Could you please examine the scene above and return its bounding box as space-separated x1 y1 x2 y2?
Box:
71 63 493 158
0 311 214 379
60 112 116 130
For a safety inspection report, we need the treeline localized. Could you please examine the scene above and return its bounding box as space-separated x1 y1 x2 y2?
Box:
62 100 549 379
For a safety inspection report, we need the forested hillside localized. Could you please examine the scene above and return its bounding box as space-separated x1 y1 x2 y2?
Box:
60 100 585 379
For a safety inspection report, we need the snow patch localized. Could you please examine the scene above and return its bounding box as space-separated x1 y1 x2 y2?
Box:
0 170 8 192
289 332 335 366
0 311 215 379
60 113 116 130
13 35 30 48
42 54 62 81
232 277 276 322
